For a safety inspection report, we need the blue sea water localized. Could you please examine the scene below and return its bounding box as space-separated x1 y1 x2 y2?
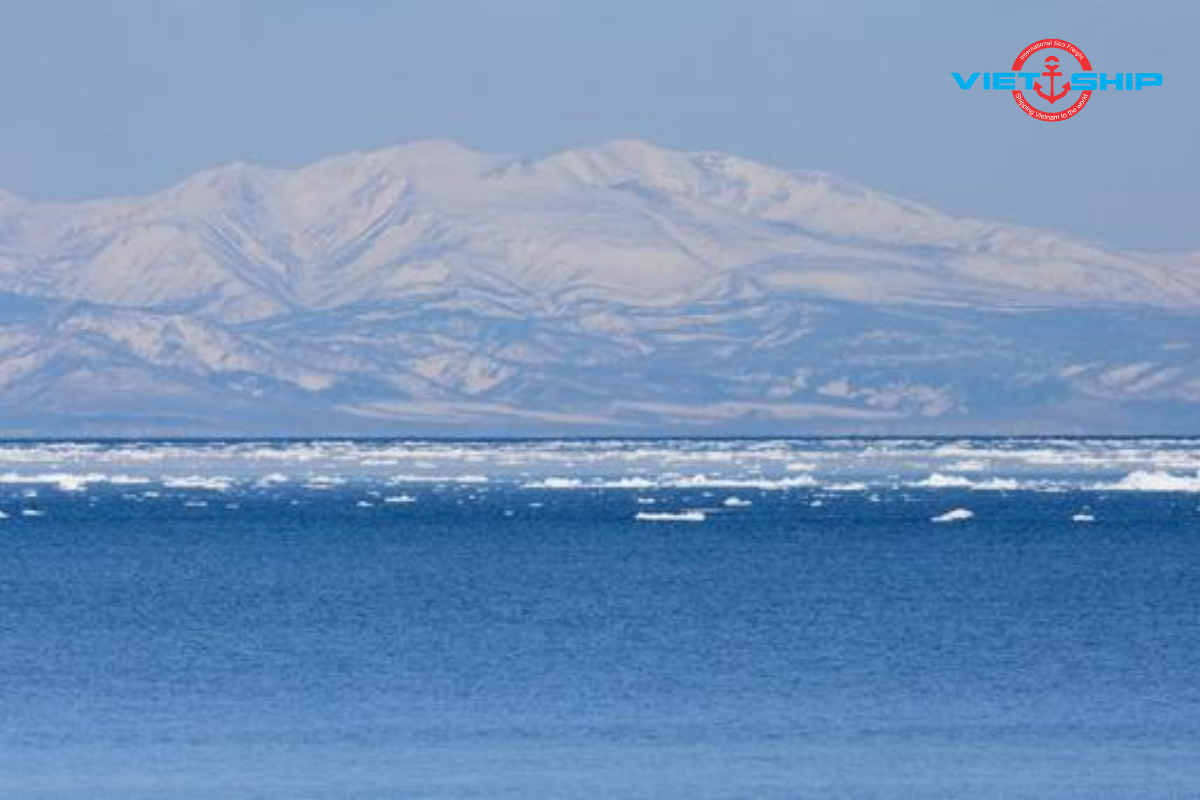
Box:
0 439 1198 798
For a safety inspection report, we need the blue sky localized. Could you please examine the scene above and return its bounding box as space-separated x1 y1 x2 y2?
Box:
0 0 1195 250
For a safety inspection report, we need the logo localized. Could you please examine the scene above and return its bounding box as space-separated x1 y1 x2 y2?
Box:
952 39 1162 121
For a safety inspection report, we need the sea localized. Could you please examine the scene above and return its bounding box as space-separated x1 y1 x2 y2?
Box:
0 438 1197 798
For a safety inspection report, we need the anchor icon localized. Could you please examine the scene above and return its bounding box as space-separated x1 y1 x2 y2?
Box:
1034 55 1071 103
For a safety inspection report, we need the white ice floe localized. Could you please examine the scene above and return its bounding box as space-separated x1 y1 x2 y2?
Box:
671 474 816 490
383 494 416 504
931 508 974 523
636 497 656 505
913 473 1019 491
53 475 89 492
304 475 345 489
722 496 752 507
164 476 234 491
1072 513 1096 523
525 474 811 491
183 500 208 508
0 510 8 520
635 510 707 522
824 481 868 492
915 473 975 488
0 472 109 492
109 475 151 485
356 500 374 508
21 509 44 517
523 477 583 489
1098 470 1200 493
594 477 656 489
2 439 1199 497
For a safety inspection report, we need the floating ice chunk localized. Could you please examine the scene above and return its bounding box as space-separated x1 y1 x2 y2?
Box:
164 476 234 491
524 477 583 489
0 472 105 490
786 462 817 473
722 496 752 507
383 494 416 504
255 473 289 487
635 510 707 522
0 510 7 519
1101 470 1200 493
931 508 974 523
595 477 656 489
825 482 868 492
109 475 151 486
974 478 1020 491
671 474 816 490
183 500 208 508
636 497 656 505
913 473 1019 491
21 509 44 517
304 475 345 489
915 473 975 488
810 499 824 507
1072 513 1096 523
356 500 374 508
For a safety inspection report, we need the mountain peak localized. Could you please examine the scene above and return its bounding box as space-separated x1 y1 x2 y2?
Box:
0 140 1197 434
1 139 1197 316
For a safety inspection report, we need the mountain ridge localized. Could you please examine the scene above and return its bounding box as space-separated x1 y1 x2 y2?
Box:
0 139 1197 435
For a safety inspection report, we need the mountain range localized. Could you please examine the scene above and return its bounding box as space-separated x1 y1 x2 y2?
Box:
1 139 1197 435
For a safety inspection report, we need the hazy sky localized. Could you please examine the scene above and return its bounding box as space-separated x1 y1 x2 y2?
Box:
0 0 1195 251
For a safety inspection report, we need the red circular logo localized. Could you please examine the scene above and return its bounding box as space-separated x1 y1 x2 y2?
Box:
1011 39 1092 121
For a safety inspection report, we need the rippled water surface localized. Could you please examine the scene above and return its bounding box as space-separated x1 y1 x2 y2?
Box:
1 439 1198 797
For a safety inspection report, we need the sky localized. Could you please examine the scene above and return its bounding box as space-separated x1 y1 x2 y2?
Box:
0 0 1196 252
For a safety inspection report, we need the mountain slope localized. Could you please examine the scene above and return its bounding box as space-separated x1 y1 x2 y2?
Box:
0 140 1197 435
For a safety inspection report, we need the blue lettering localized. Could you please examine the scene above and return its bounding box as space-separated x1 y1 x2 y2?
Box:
993 72 1016 89
1096 72 1123 90
1136 72 1162 89
951 72 980 89
1017 72 1040 90
1072 72 1097 91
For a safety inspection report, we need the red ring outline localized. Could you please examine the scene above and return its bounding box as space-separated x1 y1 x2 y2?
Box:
1011 39 1093 121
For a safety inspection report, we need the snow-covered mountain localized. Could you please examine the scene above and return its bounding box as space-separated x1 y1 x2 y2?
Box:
1 139 1197 435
